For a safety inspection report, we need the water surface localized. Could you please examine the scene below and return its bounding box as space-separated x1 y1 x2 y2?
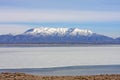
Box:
0 45 120 69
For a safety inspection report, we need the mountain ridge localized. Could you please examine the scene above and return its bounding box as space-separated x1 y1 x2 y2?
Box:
0 27 120 44
24 27 93 36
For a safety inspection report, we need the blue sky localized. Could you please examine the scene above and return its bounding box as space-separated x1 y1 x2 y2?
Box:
0 0 120 37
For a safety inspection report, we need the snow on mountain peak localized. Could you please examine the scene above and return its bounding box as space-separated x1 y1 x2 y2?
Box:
24 27 93 36
69 28 93 36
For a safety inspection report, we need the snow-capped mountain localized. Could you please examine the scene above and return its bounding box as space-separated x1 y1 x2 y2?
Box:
24 27 93 36
0 27 119 44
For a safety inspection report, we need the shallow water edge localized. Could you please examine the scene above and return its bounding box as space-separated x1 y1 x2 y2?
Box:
0 65 120 76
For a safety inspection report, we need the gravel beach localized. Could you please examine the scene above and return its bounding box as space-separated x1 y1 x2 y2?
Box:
0 72 120 80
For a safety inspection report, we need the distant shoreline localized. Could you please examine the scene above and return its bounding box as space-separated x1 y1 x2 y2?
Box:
0 43 120 47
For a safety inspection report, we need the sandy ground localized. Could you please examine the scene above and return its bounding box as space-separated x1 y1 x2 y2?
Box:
0 72 120 80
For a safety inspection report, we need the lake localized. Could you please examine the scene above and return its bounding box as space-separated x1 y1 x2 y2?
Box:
0 45 120 75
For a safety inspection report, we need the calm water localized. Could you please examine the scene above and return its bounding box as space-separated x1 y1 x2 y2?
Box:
0 45 120 75
0 65 120 76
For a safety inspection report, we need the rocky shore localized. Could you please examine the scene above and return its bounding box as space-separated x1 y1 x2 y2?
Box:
0 72 120 80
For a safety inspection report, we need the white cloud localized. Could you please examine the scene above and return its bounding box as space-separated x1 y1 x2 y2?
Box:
0 9 120 22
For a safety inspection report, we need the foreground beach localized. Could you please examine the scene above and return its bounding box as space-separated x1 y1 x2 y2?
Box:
0 73 120 80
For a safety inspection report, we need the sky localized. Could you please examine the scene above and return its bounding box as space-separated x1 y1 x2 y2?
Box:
0 0 120 38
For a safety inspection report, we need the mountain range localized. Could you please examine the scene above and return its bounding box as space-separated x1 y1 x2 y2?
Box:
0 27 120 44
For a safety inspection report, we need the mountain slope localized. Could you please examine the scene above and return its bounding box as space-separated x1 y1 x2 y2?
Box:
24 27 93 36
0 27 119 44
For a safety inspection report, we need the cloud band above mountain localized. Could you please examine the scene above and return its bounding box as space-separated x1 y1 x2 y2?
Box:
0 9 120 22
